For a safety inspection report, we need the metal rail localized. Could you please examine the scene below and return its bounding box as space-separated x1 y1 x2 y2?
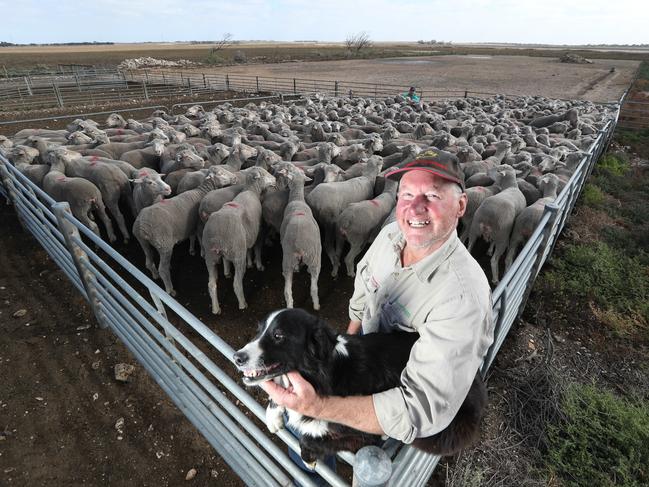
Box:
0 92 621 486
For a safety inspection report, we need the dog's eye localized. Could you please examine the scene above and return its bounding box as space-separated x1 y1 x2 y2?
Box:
272 330 284 342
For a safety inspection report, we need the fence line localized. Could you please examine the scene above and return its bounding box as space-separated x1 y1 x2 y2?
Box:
0 92 622 485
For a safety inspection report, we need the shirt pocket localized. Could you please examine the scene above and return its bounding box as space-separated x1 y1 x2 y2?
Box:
359 263 380 294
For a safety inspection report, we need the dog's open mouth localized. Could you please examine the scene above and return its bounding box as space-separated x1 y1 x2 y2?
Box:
240 363 285 385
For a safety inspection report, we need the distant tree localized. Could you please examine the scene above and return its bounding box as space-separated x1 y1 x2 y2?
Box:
213 33 233 51
345 31 373 54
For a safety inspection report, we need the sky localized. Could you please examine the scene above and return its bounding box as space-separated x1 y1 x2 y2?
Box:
1 0 647 46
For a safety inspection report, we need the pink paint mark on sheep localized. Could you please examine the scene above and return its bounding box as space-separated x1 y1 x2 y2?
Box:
56 176 66 181
225 202 240 208
292 211 306 217
370 199 380 207
90 156 99 162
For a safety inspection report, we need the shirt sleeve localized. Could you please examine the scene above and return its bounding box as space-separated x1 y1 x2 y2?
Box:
372 292 493 443
348 253 369 322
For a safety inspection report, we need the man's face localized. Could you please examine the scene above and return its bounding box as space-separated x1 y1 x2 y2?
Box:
396 170 467 254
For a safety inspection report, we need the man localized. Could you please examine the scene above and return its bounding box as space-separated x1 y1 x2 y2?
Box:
261 149 493 448
404 86 420 102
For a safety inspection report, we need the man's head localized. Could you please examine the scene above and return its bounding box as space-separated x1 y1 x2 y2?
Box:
408 87 416 94
386 150 467 258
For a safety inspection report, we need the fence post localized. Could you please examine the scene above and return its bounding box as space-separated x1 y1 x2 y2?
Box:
52 202 109 329
24 77 32 96
143 80 149 100
162 72 167 84
2 65 8 78
335 81 339 97
53 82 64 108
256 76 259 92
293 78 296 94
464 90 468 98
188 77 193 96
0 159 29 228
75 72 81 92
145 69 149 83
203 73 207 88
180 70 184 83
226 74 230 91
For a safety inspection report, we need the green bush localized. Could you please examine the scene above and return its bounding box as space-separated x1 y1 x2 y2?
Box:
582 183 605 207
596 154 629 177
541 242 649 333
546 383 649 486
204 48 225 65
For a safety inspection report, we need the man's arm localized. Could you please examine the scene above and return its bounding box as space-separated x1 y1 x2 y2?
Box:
260 371 384 435
346 320 362 334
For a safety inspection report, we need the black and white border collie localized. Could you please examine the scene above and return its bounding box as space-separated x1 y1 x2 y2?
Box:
233 308 487 463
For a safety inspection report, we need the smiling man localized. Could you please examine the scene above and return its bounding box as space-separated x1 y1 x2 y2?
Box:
261 148 494 452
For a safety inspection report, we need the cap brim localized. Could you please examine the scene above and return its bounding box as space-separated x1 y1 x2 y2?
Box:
384 166 465 189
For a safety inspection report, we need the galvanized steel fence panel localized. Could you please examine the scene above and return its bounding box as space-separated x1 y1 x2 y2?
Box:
0 93 621 486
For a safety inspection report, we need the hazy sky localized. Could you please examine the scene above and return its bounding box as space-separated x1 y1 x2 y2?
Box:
1 0 647 45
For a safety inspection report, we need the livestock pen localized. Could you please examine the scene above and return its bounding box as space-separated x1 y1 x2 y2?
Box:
0 92 623 485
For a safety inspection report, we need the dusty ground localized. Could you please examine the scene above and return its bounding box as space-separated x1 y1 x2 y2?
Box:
193 55 637 103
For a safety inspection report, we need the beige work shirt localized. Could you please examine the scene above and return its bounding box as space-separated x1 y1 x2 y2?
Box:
348 222 494 443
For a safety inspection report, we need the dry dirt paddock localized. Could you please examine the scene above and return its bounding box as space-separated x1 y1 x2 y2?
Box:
196 54 637 103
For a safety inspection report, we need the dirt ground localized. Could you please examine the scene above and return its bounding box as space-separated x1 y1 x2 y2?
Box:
194 55 637 103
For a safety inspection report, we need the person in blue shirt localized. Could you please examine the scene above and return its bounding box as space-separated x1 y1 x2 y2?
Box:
403 86 420 102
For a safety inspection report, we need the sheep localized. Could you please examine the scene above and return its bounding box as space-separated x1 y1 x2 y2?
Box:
336 176 397 277
306 155 383 277
467 164 527 284
120 138 167 169
49 148 134 243
202 167 276 314
129 168 172 215
42 150 117 243
505 173 560 271
159 148 204 175
274 162 322 310
132 166 238 296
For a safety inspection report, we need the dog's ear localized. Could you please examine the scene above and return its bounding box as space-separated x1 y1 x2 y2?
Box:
305 316 335 362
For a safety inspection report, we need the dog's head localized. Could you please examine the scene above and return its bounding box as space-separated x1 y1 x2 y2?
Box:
233 308 335 386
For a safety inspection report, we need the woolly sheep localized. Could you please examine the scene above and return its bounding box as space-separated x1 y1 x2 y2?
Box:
336 177 397 277
202 167 276 314
133 166 238 296
306 156 383 277
467 164 527 284
274 162 321 310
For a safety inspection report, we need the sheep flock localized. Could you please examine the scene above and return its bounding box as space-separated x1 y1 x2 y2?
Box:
0 92 616 313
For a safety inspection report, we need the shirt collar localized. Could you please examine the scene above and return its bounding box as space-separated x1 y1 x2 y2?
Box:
386 226 460 282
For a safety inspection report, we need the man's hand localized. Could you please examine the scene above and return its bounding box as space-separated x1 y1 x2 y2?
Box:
260 372 326 418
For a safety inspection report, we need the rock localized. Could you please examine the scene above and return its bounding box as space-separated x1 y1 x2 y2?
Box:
185 468 197 480
118 57 199 70
115 417 124 433
114 363 135 383
559 53 593 64
12 309 27 318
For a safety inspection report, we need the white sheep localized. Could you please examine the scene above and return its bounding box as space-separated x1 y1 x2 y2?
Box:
202 167 276 314
306 156 383 277
129 167 172 215
42 151 117 243
132 166 238 296
467 164 527 284
505 173 560 271
336 177 397 277
274 162 322 310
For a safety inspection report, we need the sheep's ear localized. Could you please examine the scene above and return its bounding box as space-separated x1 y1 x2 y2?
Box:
130 178 143 184
303 174 312 182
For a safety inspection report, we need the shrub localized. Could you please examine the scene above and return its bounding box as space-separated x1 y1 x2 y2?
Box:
546 383 649 486
541 242 649 335
581 183 605 207
204 48 224 65
595 154 629 177
233 50 247 63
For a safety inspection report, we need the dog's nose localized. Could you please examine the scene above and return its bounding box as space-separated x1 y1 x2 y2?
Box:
233 350 248 366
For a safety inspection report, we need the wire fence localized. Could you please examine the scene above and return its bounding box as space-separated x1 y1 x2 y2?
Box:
0 92 622 485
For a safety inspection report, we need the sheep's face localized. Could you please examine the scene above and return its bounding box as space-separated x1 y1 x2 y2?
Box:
106 113 126 128
396 171 466 259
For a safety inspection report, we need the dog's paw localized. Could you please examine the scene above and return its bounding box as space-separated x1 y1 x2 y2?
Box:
265 404 285 434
